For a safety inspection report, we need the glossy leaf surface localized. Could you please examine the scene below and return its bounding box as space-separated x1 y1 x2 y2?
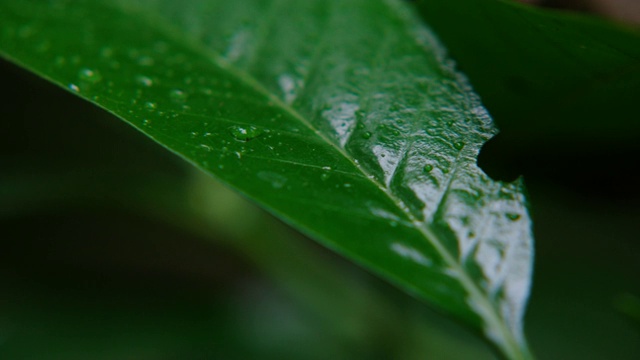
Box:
0 0 533 357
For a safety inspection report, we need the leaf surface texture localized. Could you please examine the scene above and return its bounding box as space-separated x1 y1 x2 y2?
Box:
0 0 534 357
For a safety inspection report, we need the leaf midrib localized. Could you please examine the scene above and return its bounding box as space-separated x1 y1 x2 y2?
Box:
101 0 523 355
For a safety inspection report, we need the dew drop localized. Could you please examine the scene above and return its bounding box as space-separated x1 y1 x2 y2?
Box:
454 141 465 150
506 213 521 221
320 173 330 181
169 89 188 102
230 125 263 141
362 131 372 139
78 68 102 84
143 119 151 126
135 75 153 87
144 102 157 110
423 164 434 172
68 83 80 92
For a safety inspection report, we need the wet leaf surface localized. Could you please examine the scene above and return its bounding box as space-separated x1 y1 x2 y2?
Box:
0 1 534 357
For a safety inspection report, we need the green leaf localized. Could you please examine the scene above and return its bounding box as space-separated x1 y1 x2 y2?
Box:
415 0 640 140
0 0 534 357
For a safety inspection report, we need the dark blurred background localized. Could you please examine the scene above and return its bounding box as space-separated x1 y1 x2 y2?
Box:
1 1 640 359
519 0 640 24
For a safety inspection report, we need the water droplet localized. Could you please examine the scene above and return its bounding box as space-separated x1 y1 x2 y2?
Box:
78 68 102 84
454 141 465 150
230 125 263 141
423 164 433 172
322 166 332 171
143 119 151 126
68 83 80 92
169 89 187 102
320 173 330 181
144 102 157 110
506 213 521 221
135 75 153 87
362 131 372 139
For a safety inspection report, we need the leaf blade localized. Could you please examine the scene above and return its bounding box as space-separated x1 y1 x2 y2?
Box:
0 0 534 357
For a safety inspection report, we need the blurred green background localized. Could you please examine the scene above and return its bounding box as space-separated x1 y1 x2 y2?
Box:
1 2 640 356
